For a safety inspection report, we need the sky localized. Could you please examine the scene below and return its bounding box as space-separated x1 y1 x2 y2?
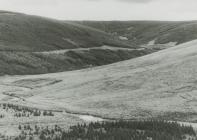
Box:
0 0 197 21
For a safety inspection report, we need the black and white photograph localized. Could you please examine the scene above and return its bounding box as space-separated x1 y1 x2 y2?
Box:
0 0 197 139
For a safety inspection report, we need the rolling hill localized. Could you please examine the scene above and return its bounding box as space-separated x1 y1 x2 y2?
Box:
1 39 197 121
75 21 197 46
0 11 133 52
0 48 150 75
0 11 154 75
1 11 197 77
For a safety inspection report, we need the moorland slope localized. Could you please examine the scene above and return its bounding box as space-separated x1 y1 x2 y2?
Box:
0 11 151 75
1 40 197 121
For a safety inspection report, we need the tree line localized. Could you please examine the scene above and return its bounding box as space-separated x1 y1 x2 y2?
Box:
1 103 54 117
14 120 196 140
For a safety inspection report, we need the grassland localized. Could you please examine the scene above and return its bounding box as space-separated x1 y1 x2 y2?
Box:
0 40 197 122
1 11 197 139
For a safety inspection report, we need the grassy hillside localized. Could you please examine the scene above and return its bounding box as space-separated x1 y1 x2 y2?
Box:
0 11 158 75
0 11 133 52
75 21 197 45
1 40 197 121
0 48 150 75
1 11 197 75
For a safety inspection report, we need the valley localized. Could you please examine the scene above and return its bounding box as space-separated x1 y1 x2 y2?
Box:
0 40 197 138
1 40 197 121
0 10 197 140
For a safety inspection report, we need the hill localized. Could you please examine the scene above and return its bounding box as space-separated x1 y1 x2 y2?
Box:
1 11 197 75
0 11 134 52
0 11 154 75
1 40 197 121
0 48 150 75
75 21 197 46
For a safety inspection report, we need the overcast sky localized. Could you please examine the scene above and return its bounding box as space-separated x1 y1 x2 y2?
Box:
0 0 197 21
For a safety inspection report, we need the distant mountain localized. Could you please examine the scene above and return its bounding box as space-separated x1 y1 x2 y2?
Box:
75 20 197 46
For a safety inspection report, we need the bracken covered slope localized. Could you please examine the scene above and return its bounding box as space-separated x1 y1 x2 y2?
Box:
1 40 197 121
